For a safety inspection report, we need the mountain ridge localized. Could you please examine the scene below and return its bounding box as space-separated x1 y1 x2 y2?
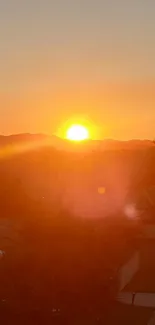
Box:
0 133 154 151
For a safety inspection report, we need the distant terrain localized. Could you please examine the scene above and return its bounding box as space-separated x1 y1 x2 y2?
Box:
0 133 154 218
0 133 154 152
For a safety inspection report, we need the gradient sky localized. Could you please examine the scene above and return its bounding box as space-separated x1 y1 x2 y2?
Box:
0 0 155 139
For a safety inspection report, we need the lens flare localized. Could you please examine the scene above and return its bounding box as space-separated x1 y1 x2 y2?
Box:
124 204 139 220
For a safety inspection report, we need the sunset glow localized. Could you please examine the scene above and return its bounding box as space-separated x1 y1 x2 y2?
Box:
66 125 89 141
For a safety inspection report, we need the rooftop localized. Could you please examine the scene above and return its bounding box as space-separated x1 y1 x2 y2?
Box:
124 239 155 292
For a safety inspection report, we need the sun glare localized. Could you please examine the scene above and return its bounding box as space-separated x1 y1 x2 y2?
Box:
66 124 89 141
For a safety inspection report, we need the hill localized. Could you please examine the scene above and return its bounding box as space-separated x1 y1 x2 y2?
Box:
0 133 154 153
0 133 154 219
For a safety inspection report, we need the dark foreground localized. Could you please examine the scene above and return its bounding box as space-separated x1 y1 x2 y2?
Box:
0 301 152 325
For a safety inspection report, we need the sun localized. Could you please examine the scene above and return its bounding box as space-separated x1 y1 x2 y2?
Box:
66 124 89 141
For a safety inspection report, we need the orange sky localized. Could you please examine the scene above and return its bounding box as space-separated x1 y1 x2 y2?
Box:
1 80 154 140
0 1 155 140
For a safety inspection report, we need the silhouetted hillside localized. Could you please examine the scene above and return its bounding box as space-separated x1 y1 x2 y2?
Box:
0 134 154 218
